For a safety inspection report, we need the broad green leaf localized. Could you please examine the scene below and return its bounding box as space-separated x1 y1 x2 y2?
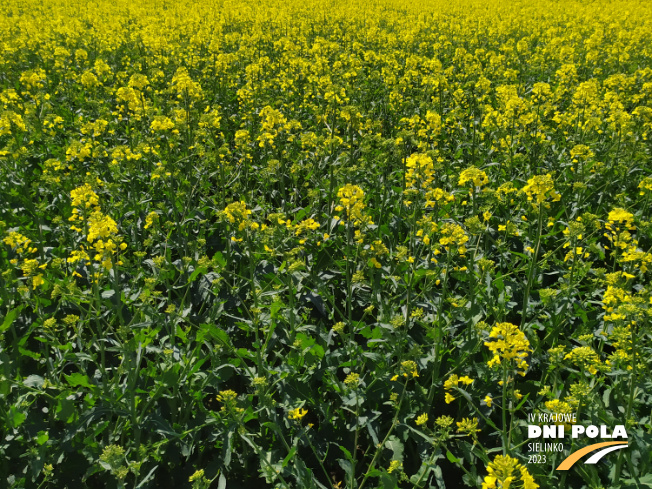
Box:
64 373 92 389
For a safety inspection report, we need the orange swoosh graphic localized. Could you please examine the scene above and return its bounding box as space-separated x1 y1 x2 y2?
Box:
556 441 628 470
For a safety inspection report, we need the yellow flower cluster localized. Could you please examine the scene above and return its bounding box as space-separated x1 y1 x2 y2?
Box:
171 67 202 101
144 211 159 230
216 390 244 414
294 218 320 236
438 223 469 254
605 325 633 371
639 177 652 195
521 174 561 204
415 413 428 426
70 183 99 210
607 207 635 227
444 374 474 404
424 187 454 209
68 184 126 272
399 360 419 378
3 231 37 255
563 346 601 375
344 372 360 386
288 407 308 420
459 167 489 188
602 284 649 326
150 116 175 132
335 184 372 226
543 399 577 426
484 322 531 374
482 454 538 489
223 201 259 232
405 153 435 190
456 417 480 437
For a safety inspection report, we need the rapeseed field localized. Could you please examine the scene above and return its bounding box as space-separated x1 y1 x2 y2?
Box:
1 0 651 487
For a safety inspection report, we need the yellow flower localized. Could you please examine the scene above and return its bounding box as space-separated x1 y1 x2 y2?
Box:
70 183 99 210
150 116 175 132
415 413 428 426
189 469 205 483
405 153 435 190
144 211 159 229
484 395 493 407
387 460 402 474
288 407 308 420
336 184 371 226
483 454 538 489
216 390 244 414
344 372 360 386
564 346 601 375
223 201 253 231
456 417 480 436
400 360 419 378
439 223 469 252
639 176 652 195
607 207 634 224
484 322 531 373
444 374 474 390
459 167 489 187
521 174 561 204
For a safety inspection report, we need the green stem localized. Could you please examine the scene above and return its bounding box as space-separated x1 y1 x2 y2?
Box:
351 388 360 489
346 222 354 362
615 320 640 480
428 252 452 405
502 365 509 454
520 203 544 331
357 380 408 489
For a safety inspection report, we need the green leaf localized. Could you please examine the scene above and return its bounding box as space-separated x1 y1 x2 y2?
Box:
603 388 611 408
338 459 353 479
201 324 230 346
385 435 404 462
217 473 227 489
212 252 226 269
18 347 41 359
12 409 26 428
1 306 22 332
36 431 49 445
514 392 530 410
23 374 44 388
282 447 297 467
339 445 354 462
380 471 398 489
188 266 207 283
64 373 92 389
446 450 460 463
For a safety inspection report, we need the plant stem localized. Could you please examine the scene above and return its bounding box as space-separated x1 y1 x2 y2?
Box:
520 203 544 331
